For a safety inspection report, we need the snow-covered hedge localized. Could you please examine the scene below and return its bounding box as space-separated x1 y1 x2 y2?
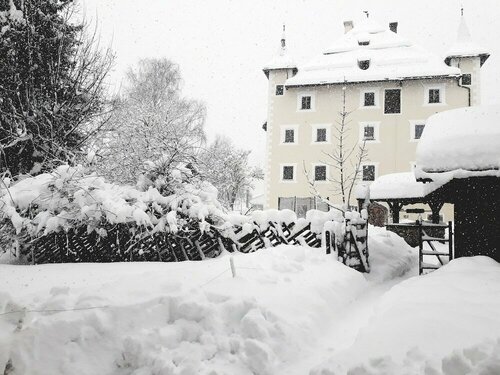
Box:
1 163 368 268
0 164 227 247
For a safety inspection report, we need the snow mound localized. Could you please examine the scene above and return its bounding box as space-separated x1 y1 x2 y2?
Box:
366 225 418 282
312 256 500 374
313 338 500 375
0 245 369 375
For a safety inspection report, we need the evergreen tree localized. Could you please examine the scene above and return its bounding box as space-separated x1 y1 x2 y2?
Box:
0 0 113 176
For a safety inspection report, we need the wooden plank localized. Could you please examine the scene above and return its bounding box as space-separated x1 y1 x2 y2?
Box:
421 251 450 256
421 263 440 269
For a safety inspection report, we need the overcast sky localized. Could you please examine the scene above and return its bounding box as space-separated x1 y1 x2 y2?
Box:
81 0 500 167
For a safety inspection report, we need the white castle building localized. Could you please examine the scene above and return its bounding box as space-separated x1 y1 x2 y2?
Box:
262 13 489 218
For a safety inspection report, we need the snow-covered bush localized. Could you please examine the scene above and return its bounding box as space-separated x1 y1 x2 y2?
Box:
0 162 227 258
1 161 369 271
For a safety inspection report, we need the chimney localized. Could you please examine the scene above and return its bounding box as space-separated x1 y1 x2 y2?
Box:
343 20 354 34
389 22 398 33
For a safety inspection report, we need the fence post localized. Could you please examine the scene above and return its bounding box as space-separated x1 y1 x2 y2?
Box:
448 221 453 260
325 230 331 255
230 257 236 278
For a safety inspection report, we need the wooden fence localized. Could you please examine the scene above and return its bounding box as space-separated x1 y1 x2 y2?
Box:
22 214 370 272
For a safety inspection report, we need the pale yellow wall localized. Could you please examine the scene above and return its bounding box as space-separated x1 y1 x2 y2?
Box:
264 68 473 217
449 56 481 105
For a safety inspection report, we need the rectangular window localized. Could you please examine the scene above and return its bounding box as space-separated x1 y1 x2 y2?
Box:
314 165 327 181
462 74 472 85
364 92 375 106
282 166 294 181
428 89 440 104
275 85 284 95
362 165 375 181
284 129 295 143
384 89 401 114
316 128 327 142
301 96 311 110
414 124 425 139
363 125 375 140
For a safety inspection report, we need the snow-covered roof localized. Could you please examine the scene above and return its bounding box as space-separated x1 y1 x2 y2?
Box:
415 105 500 179
445 16 489 64
263 27 297 76
355 172 443 200
262 53 297 72
285 17 460 87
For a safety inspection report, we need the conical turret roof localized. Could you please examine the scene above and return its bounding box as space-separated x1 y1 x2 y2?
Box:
263 25 297 77
445 15 489 66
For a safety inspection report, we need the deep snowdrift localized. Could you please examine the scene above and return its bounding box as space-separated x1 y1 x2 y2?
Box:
312 256 500 375
0 247 367 375
2 227 499 375
0 226 414 375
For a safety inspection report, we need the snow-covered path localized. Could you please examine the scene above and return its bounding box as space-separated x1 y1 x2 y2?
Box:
279 276 408 375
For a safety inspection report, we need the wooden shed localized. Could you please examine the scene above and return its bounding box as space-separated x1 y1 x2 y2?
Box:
415 105 500 262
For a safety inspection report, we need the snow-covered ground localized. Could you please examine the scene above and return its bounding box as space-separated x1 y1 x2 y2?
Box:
1 227 499 375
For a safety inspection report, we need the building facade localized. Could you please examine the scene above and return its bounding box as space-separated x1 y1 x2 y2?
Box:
262 15 489 218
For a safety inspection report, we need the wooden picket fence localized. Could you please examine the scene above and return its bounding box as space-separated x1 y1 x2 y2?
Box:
22 214 370 272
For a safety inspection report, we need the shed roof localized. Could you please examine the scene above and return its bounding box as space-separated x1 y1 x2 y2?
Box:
356 172 443 201
416 105 500 181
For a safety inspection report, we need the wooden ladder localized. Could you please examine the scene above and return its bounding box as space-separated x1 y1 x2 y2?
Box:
418 221 453 275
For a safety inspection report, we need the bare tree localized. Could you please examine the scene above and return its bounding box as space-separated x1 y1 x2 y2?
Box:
306 85 368 211
90 58 206 185
199 136 263 210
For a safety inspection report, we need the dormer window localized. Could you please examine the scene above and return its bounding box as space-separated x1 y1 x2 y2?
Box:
358 59 370 70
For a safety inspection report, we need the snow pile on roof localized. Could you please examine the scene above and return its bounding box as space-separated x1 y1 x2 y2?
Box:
312 256 500 374
355 172 444 200
286 17 459 86
445 16 489 60
416 105 500 179
262 52 297 72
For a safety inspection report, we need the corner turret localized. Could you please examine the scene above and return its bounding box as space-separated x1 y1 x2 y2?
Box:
262 25 297 79
445 10 490 105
